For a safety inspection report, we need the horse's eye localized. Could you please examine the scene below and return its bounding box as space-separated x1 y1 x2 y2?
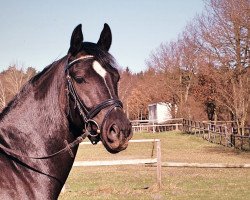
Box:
74 76 86 83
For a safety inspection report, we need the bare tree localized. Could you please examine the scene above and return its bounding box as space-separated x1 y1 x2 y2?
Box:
4 66 26 95
0 66 37 111
0 78 7 110
118 67 136 118
195 0 250 133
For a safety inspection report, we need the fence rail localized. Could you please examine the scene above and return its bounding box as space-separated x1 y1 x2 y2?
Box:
182 119 250 151
73 139 162 188
132 118 183 133
131 118 250 151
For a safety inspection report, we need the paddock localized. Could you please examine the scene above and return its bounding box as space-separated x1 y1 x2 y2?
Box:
74 139 162 188
59 131 250 200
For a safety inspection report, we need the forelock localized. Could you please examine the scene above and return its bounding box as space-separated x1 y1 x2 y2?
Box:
82 42 118 70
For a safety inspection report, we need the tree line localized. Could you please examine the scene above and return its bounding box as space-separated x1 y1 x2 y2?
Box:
0 66 36 110
119 0 250 134
0 0 249 134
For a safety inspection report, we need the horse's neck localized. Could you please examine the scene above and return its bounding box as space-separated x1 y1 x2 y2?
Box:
0 61 77 197
0 80 68 155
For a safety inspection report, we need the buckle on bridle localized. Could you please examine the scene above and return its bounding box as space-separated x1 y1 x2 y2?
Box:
84 120 101 145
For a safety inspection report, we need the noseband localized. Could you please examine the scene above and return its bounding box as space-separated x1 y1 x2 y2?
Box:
65 55 123 144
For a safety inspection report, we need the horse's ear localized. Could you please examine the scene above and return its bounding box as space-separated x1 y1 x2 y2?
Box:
68 24 83 55
97 23 112 51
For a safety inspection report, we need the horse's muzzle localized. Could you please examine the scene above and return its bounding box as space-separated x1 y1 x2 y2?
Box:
100 109 133 154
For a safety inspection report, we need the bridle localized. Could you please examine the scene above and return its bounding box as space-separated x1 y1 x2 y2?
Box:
0 54 123 162
65 55 123 144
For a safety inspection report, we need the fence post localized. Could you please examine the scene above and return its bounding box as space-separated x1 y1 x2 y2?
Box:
208 123 211 142
182 119 185 132
175 123 179 131
188 120 191 132
194 121 197 135
202 123 205 138
198 122 201 136
224 126 231 147
153 121 155 133
156 140 162 189
219 126 222 145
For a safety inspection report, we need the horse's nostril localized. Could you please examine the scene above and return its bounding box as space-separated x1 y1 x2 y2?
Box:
107 124 120 143
109 124 119 135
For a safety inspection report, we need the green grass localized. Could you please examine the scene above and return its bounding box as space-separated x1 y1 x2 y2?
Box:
59 131 250 200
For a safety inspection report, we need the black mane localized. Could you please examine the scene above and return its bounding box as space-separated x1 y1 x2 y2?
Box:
30 57 67 100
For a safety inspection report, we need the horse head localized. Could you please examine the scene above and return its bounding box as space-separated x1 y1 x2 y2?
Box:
66 24 133 153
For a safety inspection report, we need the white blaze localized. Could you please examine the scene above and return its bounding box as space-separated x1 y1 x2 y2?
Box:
93 61 106 78
92 61 112 97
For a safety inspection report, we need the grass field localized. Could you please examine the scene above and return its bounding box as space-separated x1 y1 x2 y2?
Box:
59 131 250 200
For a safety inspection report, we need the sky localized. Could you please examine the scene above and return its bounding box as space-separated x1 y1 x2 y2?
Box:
0 0 205 73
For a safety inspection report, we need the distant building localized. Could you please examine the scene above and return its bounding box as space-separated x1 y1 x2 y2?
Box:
148 102 172 123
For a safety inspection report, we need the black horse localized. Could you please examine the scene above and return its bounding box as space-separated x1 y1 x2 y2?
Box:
0 24 132 199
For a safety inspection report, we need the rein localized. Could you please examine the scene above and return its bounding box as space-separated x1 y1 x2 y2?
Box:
0 55 123 161
0 133 87 160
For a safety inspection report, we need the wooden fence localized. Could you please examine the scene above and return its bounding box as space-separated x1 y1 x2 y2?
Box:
131 118 250 151
182 119 250 151
73 139 162 189
131 118 183 133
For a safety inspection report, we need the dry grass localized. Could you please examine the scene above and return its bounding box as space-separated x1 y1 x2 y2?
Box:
59 131 250 200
